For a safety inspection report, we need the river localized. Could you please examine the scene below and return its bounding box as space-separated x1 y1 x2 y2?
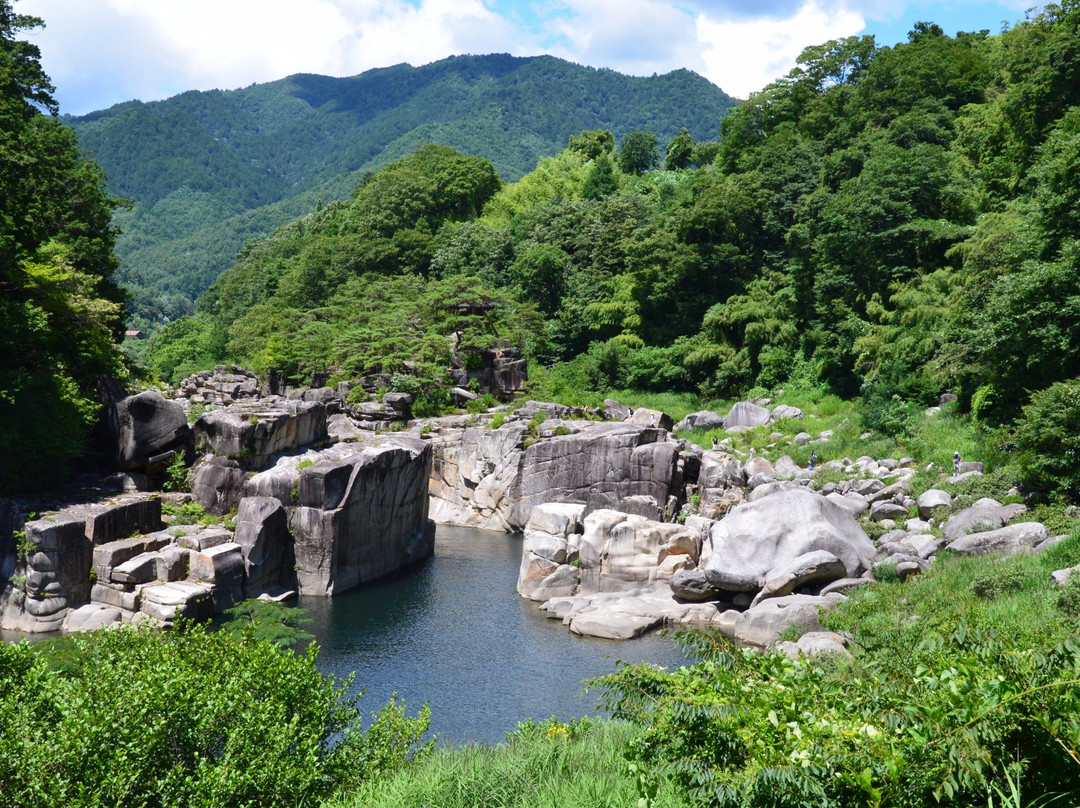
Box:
298 525 688 744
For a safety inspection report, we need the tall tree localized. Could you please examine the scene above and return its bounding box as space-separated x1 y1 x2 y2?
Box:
0 0 124 491
618 130 659 175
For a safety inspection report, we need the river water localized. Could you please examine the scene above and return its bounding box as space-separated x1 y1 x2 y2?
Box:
299 525 688 744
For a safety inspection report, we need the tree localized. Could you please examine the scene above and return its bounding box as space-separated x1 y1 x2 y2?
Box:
582 151 619 199
664 128 695 170
618 130 659 175
568 129 615 160
0 1 125 492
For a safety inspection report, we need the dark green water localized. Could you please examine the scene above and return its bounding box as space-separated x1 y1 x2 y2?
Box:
299 525 688 744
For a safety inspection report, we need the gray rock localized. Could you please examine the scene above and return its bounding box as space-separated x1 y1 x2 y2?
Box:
190 456 247 516
234 496 293 598
777 631 850 660
62 604 125 632
946 522 1050 556
507 423 681 531
752 550 848 605
702 488 875 595
139 581 214 626
628 408 673 431
603 399 632 421
771 405 804 422
102 391 191 472
193 400 327 469
943 499 1028 540
189 543 245 612
290 437 434 596
675 410 724 432
917 489 952 520
870 501 909 522
732 593 846 647
725 401 771 430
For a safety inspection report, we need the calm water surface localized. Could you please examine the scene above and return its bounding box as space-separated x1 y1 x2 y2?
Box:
300 525 688 744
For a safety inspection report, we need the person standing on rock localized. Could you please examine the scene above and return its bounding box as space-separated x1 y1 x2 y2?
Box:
809 450 817 471
953 451 962 476
712 436 719 450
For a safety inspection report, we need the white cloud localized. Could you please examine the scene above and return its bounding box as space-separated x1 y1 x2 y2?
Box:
696 1 866 98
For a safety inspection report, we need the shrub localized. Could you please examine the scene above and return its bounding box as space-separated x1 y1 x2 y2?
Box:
161 451 189 493
0 623 430 807
1015 376 1080 500
489 412 506 429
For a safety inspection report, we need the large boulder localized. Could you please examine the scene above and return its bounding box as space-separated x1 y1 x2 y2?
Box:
675 411 724 432
102 391 191 472
193 400 327 469
289 437 434 596
190 456 247 515
943 499 1027 540
233 496 294 598
517 503 585 602
730 593 847 647
0 512 92 632
724 401 771 430
916 489 952 521
945 522 1050 556
700 488 874 596
577 510 699 593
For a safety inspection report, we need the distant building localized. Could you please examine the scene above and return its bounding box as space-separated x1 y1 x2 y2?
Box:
124 330 145 339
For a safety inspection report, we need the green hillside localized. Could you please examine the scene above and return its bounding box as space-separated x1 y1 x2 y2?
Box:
65 55 736 325
150 10 1080 501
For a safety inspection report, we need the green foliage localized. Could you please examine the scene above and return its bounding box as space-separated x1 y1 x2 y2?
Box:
489 412 506 429
0 622 431 807
161 500 213 525
598 534 1080 808
69 57 734 324
0 4 126 492
618 130 660 175
1014 376 1080 501
161 451 189 493
220 599 313 649
330 718 685 808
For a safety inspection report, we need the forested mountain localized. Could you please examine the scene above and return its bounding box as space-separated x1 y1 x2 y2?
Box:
149 6 1080 499
65 55 735 326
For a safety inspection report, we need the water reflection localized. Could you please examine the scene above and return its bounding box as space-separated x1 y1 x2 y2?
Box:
300 525 688 744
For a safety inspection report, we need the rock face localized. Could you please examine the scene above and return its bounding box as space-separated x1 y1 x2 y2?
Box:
430 420 685 532
100 391 191 473
1 495 162 632
289 436 434 596
193 400 328 470
509 423 681 529
675 410 724 432
233 497 294 598
724 401 771 429
429 423 528 531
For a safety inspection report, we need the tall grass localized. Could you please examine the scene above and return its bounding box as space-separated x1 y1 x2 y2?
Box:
324 718 687 808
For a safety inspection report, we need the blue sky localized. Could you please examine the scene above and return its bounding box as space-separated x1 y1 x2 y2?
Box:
19 0 1036 116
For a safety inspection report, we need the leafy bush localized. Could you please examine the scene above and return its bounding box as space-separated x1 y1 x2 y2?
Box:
1014 376 1080 500
161 451 189 493
489 412 506 429
0 622 430 808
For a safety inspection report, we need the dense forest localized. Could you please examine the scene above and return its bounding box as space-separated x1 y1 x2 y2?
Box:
65 56 735 328
0 2 126 491
149 4 1080 499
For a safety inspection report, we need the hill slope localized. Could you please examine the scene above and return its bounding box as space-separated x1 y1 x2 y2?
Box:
65 54 736 324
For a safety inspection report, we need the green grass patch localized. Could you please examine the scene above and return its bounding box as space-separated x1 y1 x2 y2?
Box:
326 718 687 808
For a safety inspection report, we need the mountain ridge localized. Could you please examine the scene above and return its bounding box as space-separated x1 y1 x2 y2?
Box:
63 54 736 324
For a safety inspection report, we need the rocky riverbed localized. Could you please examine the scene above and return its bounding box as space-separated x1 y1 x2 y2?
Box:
1 366 1070 654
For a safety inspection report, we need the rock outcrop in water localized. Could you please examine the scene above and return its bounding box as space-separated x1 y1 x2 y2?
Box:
0 436 434 632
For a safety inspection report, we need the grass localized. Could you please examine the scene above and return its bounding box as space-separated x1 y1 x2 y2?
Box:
324 718 687 808
826 530 1080 656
